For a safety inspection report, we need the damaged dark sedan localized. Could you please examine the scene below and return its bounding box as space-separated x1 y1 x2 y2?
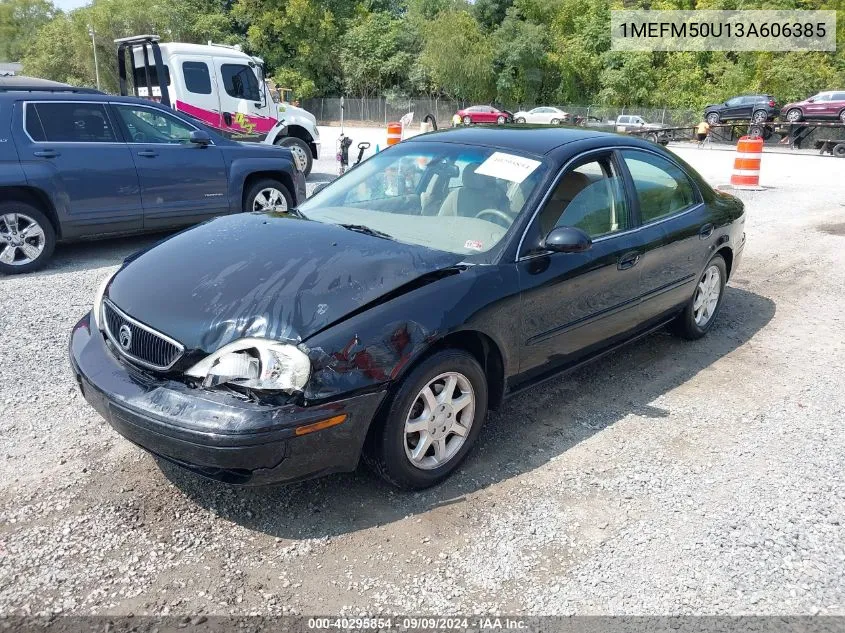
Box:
69 127 746 490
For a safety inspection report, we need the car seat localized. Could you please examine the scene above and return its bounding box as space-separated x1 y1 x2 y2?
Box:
437 163 509 218
538 171 590 235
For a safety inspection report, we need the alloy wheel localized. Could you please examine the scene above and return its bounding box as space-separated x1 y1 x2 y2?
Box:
404 371 475 470
786 109 802 123
252 188 288 212
751 110 767 124
693 265 722 327
0 213 46 267
706 113 720 125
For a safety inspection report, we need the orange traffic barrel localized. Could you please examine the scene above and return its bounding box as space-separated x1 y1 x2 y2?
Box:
387 122 402 146
730 135 764 190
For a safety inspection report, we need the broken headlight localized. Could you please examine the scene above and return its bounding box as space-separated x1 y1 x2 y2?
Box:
185 338 310 392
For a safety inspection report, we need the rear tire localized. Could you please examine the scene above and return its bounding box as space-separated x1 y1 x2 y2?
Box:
839 110 845 124
706 112 720 125
672 254 727 340
751 109 768 124
274 136 312 176
0 202 56 275
243 178 293 214
496 115 506 124
362 349 488 490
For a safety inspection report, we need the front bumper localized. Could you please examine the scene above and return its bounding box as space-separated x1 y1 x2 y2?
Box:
69 313 386 485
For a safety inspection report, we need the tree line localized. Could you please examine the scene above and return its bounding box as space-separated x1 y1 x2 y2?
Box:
2 0 843 111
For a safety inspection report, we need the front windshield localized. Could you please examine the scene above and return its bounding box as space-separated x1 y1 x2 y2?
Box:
298 142 548 256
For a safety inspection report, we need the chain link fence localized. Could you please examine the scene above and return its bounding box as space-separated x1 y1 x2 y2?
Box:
300 96 700 128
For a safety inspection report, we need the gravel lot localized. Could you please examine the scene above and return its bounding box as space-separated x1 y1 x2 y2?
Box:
1 130 844 616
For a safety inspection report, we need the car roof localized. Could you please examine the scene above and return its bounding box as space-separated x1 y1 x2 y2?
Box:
0 90 167 107
0 75 103 94
406 125 616 155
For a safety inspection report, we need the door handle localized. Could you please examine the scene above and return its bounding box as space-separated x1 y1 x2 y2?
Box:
137 150 158 158
33 149 60 158
618 251 640 270
223 112 232 126
699 223 714 239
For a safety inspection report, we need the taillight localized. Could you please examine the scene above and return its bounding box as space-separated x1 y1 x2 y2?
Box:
768 100 775 107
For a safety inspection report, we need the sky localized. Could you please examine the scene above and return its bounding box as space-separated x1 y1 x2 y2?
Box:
55 0 91 11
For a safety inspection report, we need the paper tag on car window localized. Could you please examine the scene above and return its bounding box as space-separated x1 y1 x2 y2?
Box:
464 239 484 251
475 152 541 183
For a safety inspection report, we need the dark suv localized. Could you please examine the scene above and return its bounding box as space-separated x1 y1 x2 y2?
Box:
0 86 306 273
704 94 778 125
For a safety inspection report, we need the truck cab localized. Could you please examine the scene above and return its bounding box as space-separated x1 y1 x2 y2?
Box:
116 35 319 174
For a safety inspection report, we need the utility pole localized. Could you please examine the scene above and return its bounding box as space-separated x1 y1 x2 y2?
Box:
87 26 100 91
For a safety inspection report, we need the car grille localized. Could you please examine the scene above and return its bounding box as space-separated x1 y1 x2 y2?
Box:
102 299 184 371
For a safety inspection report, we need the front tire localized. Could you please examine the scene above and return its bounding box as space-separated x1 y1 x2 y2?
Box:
833 143 845 159
363 349 488 490
673 254 727 340
839 110 845 124
786 108 803 123
0 202 56 274
550 118 560 125
274 136 313 176
516 117 526 124
244 178 293 214
462 115 472 126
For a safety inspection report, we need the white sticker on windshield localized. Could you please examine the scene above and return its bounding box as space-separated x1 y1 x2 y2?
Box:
475 152 541 183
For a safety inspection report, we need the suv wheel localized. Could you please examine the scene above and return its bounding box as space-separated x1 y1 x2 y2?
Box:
751 109 768 124
244 179 293 214
363 349 488 489
786 108 803 123
274 137 313 176
0 202 56 274
706 112 720 125
839 110 845 124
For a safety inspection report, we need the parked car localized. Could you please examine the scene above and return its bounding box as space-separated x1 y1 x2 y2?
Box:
512 107 569 125
780 91 845 123
455 105 512 125
704 94 778 125
70 126 746 490
0 89 305 274
117 35 320 175
615 115 664 133
614 115 670 145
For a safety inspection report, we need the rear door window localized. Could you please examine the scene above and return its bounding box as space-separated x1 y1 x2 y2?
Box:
26 102 117 143
621 150 698 224
182 61 212 95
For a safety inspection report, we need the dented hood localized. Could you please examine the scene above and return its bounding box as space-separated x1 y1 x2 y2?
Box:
106 213 463 354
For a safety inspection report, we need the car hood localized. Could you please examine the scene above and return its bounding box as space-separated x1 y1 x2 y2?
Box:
106 213 464 354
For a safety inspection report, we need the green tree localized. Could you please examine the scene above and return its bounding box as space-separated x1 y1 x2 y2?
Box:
0 0 57 62
419 10 495 101
233 0 341 97
340 11 415 96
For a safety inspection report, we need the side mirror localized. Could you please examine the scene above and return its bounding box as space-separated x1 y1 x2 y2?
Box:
190 130 211 146
543 226 592 253
807 98 815 103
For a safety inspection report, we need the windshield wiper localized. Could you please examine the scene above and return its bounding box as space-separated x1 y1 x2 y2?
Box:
338 223 394 240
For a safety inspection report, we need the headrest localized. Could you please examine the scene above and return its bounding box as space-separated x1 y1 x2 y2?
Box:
552 171 590 202
462 162 488 190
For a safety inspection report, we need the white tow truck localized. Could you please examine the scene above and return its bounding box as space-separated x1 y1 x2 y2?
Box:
115 35 320 174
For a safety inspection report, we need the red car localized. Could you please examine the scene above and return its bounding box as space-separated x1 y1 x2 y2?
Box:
456 105 512 125
781 91 845 123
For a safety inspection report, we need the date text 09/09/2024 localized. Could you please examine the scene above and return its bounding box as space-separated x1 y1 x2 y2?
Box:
307 617 528 630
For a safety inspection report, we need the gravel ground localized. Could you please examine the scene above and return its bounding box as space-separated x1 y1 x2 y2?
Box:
1 132 844 616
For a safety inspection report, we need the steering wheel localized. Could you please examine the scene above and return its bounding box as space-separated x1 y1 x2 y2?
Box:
475 208 512 228
133 131 147 143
